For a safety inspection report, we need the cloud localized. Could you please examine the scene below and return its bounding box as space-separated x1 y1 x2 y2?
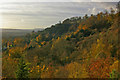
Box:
1 2 117 29
91 7 96 14
0 0 119 3
91 0 119 2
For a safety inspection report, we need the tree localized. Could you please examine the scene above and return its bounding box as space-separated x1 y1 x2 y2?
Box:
103 10 108 16
116 1 120 12
88 57 112 78
16 57 29 79
110 8 115 14
9 47 23 58
91 14 94 16
66 62 89 78
84 14 88 19
32 30 35 33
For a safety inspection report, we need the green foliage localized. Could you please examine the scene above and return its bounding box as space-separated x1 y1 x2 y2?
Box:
109 69 118 78
16 57 29 79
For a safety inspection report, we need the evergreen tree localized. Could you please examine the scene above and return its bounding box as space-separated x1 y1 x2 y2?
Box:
16 57 29 79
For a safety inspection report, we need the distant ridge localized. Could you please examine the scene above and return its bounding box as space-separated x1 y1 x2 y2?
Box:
0 28 44 32
1 28 44 38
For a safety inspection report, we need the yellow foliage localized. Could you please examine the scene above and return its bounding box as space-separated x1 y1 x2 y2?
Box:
13 38 23 46
14 39 16 43
30 69 33 72
8 47 24 58
57 37 60 40
51 45 54 49
97 39 100 43
66 62 89 78
66 57 68 60
9 53 11 57
64 35 68 39
41 65 45 71
52 38 54 41
110 60 119 72
37 65 40 68
47 68 48 70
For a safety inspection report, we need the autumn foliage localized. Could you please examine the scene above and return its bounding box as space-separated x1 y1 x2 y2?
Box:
2 3 120 78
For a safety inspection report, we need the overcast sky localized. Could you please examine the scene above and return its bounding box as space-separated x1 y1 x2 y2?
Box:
0 0 119 29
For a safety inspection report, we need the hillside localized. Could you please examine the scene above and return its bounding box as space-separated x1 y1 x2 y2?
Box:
2 3 120 78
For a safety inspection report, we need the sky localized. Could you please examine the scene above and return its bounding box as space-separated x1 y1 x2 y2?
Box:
0 0 119 29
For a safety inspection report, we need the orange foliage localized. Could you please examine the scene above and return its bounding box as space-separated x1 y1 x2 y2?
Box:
64 34 71 39
74 29 79 35
38 45 41 48
78 25 88 30
8 47 24 58
24 44 28 50
78 25 82 30
7 42 10 49
82 25 87 30
88 57 112 78
14 38 23 44
36 35 41 42
36 37 39 42
41 41 45 45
